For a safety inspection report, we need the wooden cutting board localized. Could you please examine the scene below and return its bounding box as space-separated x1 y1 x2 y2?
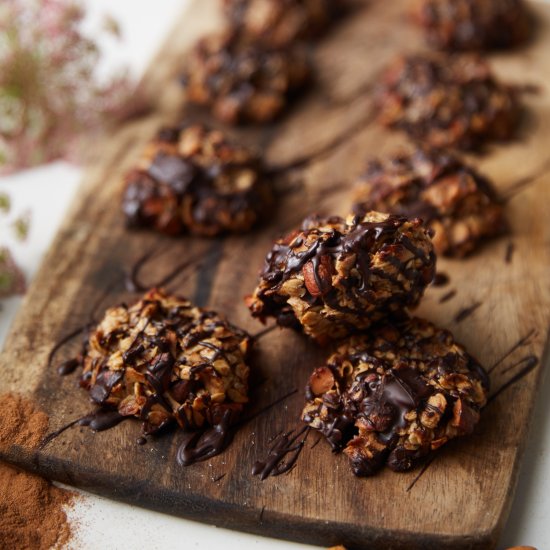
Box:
2 1 550 548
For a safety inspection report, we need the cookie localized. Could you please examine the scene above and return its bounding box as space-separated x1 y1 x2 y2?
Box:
182 31 311 124
302 317 489 476
413 0 531 51
352 148 507 257
246 212 435 343
122 123 273 236
223 0 342 48
376 54 520 151
80 288 251 435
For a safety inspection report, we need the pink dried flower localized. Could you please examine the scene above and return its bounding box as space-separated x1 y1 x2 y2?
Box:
0 0 148 174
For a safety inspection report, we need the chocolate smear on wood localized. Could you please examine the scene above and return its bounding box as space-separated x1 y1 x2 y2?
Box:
488 357 539 405
252 425 310 480
266 108 375 176
453 301 482 323
40 410 128 449
505 242 515 264
501 158 550 201
405 456 436 493
488 329 537 374
439 289 456 303
252 324 278 340
126 245 210 292
433 272 449 287
176 409 234 466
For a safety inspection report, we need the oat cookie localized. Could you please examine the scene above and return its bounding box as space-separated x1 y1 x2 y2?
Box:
376 54 520 151
247 212 435 343
182 31 311 124
223 0 343 48
352 148 506 257
413 0 531 51
302 317 489 475
122 123 272 236
80 289 251 435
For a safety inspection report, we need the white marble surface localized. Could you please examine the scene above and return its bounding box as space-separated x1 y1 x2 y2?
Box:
0 1 548 548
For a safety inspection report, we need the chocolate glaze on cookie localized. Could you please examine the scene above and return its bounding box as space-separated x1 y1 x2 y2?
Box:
182 31 311 124
413 0 532 52
122 123 273 236
353 148 507 257
223 0 344 48
376 54 521 151
247 212 435 343
79 289 251 440
302 317 489 476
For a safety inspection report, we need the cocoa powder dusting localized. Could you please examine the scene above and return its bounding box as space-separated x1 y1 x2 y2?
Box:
0 393 74 549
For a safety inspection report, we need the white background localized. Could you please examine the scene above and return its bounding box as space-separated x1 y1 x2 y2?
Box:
0 1 548 548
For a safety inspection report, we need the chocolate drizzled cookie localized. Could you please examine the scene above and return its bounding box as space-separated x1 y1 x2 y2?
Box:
223 0 343 48
246 212 435 343
182 31 311 124
352 148 507 257
80 289 251 435
376 54 521 151
302 317 489 476
413 0 531 52
122 123 273 236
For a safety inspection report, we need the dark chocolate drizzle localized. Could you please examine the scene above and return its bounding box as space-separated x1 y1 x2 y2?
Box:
488 356 539 405
40 410 129 449
176 409 233 466
433 272 449 287
439 289 456 303
125 246 208 292
488 329 537 374
252 425 310 480
453 301 482 323
505 241 515 264
57 358 80 376
405 455 436 493
266 108 376 176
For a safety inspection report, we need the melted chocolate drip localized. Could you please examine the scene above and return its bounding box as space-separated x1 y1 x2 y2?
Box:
252 425 310 480
40 409 128 448
505 242 515 264
439 289 456 303
453 301 482 323
125 247 206 292
266 108 376 176
433 272 449 287
176 409 234 466
57 358 80 376
488 329 537 374
405 455 436 493
77 410 128 431
488 356 539 405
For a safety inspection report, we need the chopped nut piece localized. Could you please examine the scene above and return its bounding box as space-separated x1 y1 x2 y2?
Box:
302 317 489 476
376 54 521 151
352 147 506 257
122 123 273 236
413 0 531 51
181 31 311 124
247 212 435 343
80 289 251 435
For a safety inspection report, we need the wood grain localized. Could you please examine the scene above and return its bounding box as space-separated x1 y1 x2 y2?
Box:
1 1 550 548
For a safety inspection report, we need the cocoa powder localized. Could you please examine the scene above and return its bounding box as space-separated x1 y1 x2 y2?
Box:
0 393 74 549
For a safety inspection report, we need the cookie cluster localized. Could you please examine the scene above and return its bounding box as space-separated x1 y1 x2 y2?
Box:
247 212 436 343
301 317 489 475
81 289 251 435
122 123 272 236
352 148 506 257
